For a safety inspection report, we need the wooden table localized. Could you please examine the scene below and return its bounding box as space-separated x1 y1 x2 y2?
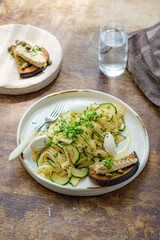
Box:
0 1 160 239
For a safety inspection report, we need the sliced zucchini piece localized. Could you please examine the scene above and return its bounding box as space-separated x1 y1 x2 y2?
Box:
106 114 113 122
52 141 63 150
69 176 81 187
115 134 126 144
82 148 92 159
48 136 53 140
78 159 95 168
63 144 80 165
50 172 70 185
89 157 101 167
82 147 88 156
76 153 87 166
72 167 88 178
36 153 42 167
118 119 126 131
47 160 58 168
96 103 117 114
76 151 93 167
91 130 103 142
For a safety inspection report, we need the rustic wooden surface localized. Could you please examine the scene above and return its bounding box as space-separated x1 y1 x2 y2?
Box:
0 0 160 239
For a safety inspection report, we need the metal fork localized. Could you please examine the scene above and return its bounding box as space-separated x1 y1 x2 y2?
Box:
9 102 65 162
35 102 65 131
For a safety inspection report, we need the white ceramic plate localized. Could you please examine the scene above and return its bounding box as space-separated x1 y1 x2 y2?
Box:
0 24 62 95
17 90 149 196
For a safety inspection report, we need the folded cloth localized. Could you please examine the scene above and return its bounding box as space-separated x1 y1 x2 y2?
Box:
127 22 160 106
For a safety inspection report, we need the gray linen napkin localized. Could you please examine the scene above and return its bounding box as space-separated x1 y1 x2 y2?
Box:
127 22 160 106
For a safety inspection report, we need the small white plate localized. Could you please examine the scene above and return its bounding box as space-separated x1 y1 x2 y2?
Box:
0 24 62 95
17 90 149 196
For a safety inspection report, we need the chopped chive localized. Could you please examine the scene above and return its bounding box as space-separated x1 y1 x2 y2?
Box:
53 152 58 158
46 141 52 147
9 50 14 59
15 40 21 45
111 172 116 177
17 59 22 65
101 126 105 131
103 157 115 169
48 136 53 140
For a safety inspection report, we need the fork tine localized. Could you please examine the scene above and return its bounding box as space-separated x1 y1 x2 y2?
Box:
50 102 65 119
54 103 65 117
49 101 60 117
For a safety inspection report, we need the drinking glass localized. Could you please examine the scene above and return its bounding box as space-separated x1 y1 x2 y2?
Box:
98 20 128 77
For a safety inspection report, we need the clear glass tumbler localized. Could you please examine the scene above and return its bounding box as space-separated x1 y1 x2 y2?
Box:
98 20 128 77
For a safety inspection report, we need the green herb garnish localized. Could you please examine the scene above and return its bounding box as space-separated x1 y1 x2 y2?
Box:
46 141 52 147
55 122 84 141
15 40 21 45
103 157 115 169
101 126 105 131
17 59 22 65
31 46 40 56
111 172 116 177
9 50 14 59
53 152 58 158
48 136 53 140
52 106 110 143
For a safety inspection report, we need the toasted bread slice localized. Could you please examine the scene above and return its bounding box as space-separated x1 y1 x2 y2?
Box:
89 151 139 186
12 46 49 78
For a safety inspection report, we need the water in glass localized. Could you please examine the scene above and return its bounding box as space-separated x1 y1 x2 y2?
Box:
98 29 128 77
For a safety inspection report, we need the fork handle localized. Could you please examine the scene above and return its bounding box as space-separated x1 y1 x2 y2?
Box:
9 129 38 162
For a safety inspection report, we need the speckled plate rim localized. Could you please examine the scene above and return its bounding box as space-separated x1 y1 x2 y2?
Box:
17 89 149 196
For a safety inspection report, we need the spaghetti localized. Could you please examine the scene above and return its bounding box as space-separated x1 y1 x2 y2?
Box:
32 102 126 186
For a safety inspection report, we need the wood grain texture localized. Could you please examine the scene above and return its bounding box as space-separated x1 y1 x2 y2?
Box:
0 0 160 239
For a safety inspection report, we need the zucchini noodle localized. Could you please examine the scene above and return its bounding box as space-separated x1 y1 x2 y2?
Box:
32 103 127 186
